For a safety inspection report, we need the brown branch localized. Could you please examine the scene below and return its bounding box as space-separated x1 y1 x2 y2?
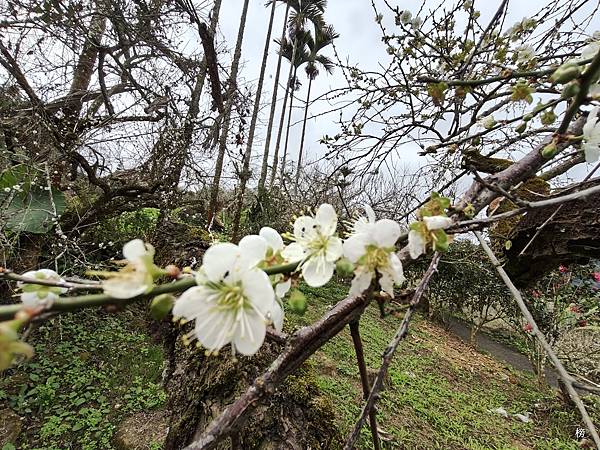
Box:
344 253 441 449
183 289 376 449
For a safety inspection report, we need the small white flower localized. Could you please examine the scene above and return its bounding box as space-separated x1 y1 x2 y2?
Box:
102 239 156 299
411 16 423 30
407 215 453 259
281 204 343 287
18 269 67 308
583 107 600 163
581 41 600 60
481 115 496 129
343 206 405 298
399 10 412 25
172 240 276 356
515 45 536 64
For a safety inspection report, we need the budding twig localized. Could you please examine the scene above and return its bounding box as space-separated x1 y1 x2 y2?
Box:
474 232 600 448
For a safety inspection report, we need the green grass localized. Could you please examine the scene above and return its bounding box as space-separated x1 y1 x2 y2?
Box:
0 307 166 450
286 281 597 449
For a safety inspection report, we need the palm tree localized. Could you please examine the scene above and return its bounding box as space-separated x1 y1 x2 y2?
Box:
293 24 338 193
231 0 281 240
206 0 250 227
268 0 327 189
277 32 312 188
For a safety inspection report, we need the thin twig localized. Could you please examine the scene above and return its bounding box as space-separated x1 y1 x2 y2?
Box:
448 182 600 233
474 232 600 447
344 253 441 449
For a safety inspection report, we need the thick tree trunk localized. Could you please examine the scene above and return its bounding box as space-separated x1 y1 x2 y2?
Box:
207 0 250 227
258 3 291 196
151 224 339 450
231 0 278 241
294 76 313 194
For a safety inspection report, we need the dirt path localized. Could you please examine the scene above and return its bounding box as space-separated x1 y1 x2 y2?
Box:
446 317 560 388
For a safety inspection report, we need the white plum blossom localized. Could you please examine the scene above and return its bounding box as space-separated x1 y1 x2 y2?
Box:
102 239 156 299
515 45 536 64
480 115 496 129
282 204 343 287
399 10 412 25
407 215 453 259
18 269 67 308
172 238 276 356
411 16 423 30
581 41 600 60
258 227 288 330
343 206 405 298
583 107 600 163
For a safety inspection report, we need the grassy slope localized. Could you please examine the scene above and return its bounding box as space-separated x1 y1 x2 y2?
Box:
1 281 597 449
290 282 596 450
0 307 166 450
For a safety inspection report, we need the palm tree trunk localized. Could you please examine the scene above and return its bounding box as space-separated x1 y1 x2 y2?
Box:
269 40 299 189
206 0 250 228
279 65 298 188
294 76 313 194
257 2 291 196
231 0 278 241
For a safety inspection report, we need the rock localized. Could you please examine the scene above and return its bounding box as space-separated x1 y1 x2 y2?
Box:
0 409 22 446
489 407 509 418
513 412 532 423
114 410 168 450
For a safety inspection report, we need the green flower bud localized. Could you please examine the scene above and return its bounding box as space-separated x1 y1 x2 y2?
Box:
288 289 307 315
335 258 355 277
515 122 527 134
523 113 533 122
150 294 175 320
541 142 559 159
561 82 580 98
540 109 556 125
550 63 581 84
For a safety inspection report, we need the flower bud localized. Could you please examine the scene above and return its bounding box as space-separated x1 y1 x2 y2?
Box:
515 122 527 134
550 63 581 84
542 142 558 158
335 258 355 277
150 294 175 320
288 289 307 315
561 81 580 98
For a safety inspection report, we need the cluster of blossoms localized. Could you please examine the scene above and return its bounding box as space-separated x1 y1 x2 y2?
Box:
15 200 454 358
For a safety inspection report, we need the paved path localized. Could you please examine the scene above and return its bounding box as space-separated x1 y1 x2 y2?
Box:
446 317 560 388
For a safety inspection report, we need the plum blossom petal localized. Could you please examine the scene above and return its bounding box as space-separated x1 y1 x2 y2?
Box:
408 229 426 259
423 215 453 230
259 227 284 251
302 254 335 287
583 107 600 163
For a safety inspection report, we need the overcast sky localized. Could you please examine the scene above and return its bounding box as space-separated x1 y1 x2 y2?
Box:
213 0 600 183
